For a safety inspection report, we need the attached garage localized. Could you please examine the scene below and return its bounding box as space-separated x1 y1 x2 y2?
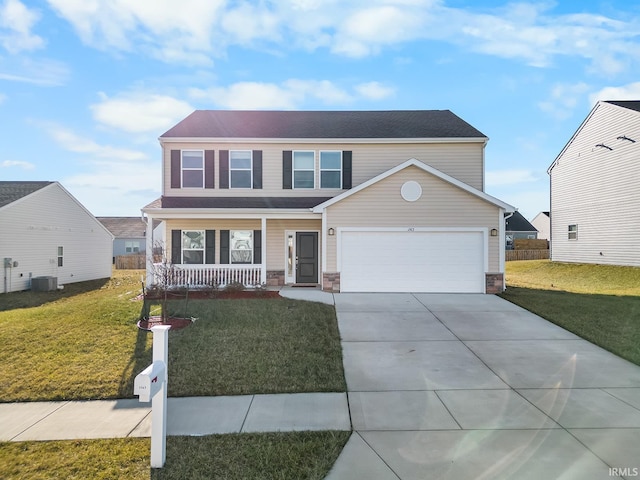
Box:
339 229 486 293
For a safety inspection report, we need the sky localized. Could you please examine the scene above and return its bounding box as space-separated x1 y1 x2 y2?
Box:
1 0 639 221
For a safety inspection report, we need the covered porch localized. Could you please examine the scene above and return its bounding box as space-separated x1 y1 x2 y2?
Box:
143 210 322 289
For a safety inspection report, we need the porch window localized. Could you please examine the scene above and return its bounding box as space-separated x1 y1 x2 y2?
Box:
182 230 205 264
231 230 253 264
230 151 252 188
293 151 315 188
320 151 342 188
182 150 204 188
568 224 578 240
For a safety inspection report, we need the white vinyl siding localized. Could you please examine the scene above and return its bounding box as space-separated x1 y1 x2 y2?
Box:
163 141 485 196
0 184 113 293
550 102 640 266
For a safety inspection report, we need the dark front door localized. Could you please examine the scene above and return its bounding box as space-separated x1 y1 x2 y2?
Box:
296 232 318 283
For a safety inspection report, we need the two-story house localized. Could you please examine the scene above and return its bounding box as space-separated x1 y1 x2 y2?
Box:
548 100 640 266
142 110 515 293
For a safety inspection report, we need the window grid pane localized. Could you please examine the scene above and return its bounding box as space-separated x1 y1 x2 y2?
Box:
182 231 204 264
293 151 315 189
230 151 252 188
231 231 253 264
321 171 341 188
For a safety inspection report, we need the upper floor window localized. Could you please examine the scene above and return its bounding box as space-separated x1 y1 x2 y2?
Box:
230 151 253 188
568 224 578 240
182 150 204 188
320 151 342 188
293 151 315 189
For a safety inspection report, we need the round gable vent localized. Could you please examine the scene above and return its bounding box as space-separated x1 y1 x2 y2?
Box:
401 181 422 202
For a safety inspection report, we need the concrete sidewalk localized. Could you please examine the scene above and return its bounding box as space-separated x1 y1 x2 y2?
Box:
0 392 350 442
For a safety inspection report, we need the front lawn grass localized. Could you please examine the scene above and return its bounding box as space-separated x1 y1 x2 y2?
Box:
501 260 640 366
0 431 351 480
0 270 345 402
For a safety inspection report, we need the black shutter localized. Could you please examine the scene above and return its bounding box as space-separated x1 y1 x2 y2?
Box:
219 150 229 189
253 230 262 265
253 150 263 189
205 230 215 264
171 230 181 264
205 150 215 189
342 151 352 189
283 150 292 189
171 150 181 188
220 230 230 264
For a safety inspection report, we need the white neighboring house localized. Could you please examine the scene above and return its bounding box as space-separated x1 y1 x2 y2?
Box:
548 100 640 266
0 181 113 293
531 212 550 241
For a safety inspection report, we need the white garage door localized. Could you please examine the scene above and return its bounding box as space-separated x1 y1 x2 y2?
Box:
340 230 485 293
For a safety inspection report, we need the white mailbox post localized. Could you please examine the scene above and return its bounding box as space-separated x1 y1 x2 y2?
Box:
134 325 170 468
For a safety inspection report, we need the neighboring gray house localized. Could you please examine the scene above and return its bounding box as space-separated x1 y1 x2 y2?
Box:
143 110 515 293
548 100 640 266
97 217 147 262
505 211 538 249
531 211 550 241
0 181 113 293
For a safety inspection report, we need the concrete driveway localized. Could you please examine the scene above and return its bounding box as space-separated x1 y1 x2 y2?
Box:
326 293 640 480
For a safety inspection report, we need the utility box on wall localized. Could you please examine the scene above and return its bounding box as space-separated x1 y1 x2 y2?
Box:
31 276 58 292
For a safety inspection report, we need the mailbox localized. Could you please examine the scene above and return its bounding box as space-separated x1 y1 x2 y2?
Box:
134 361 166 402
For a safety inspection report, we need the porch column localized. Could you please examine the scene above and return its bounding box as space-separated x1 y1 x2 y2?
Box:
261 217 267 285
145 214 154 288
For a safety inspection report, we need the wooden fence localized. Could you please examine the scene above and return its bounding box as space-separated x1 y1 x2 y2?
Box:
115 254 147 269
506 249 550 261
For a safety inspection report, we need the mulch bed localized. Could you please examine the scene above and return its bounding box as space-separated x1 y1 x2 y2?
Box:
141 290 282 300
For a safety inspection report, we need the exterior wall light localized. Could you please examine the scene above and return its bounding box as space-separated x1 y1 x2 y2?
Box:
328 228 335 236
490 228 498 236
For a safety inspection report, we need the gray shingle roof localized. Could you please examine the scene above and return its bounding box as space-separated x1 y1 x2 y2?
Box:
155 196 333 209
506 211 538 232
161 110 486 139
0 181 53 209
97 217 147 238
605 101 640 113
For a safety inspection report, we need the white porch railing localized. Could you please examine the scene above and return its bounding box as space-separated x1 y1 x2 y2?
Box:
151 263 263 288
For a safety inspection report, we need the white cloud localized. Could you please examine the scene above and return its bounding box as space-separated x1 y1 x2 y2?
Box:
191 79 354 110
46 0 224 65
190 78 397 110
590 82 640 104
91 92 194 134
355 82 395 100
0 57 69 86
0 0 44 53
40 122 147 161
44 0 640 74
486 169 540 187
538 82 590 119
1 159 35 170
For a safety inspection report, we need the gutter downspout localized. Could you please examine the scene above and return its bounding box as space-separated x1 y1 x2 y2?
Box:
502 210 516 291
